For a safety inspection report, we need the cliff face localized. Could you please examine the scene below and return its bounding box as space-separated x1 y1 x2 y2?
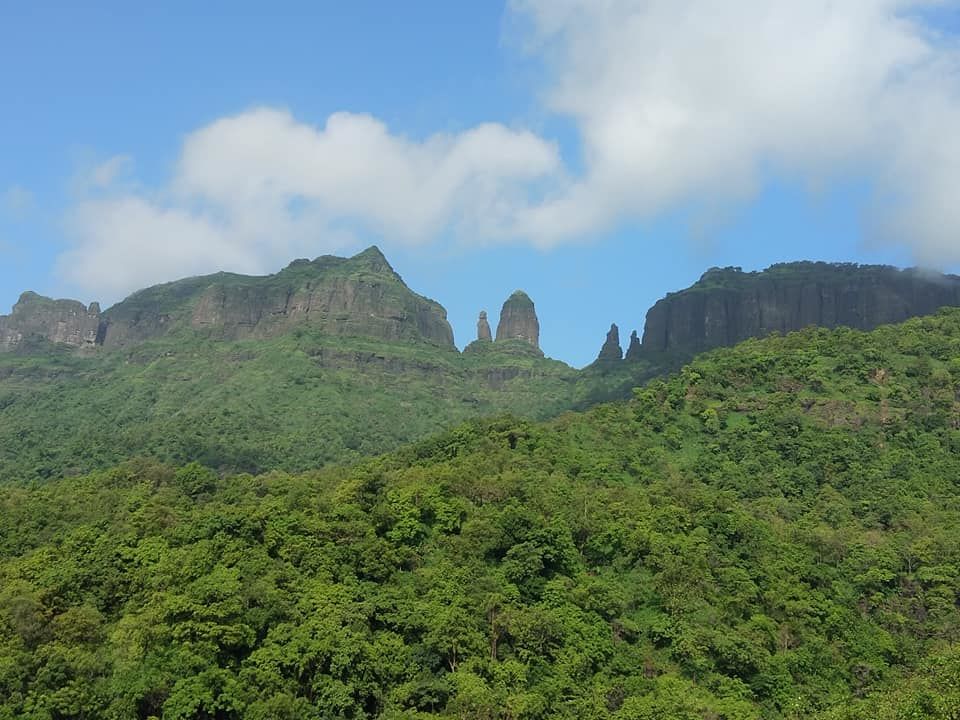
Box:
99 246 455 350
640 263 960 356
0 292 103 352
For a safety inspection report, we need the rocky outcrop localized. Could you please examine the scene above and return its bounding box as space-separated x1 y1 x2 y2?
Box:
477 311 492 342
1 247 456 353
0 292 104 352
100 246 455 349
596 323 623 361
639 262 960 357
625 330 642 361
495 291 540 350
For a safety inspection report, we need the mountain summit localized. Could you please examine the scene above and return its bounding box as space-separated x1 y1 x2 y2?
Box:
0 292 102 352
0 247 454 353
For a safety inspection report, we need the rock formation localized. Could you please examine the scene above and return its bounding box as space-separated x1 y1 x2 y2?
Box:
625 330 642 361
640 262 960 357
596 323 623 361
10 254 960 366
0 292 104 352
477 311 492 342
99 246 455 349
1 247 456 353
495 291 540 350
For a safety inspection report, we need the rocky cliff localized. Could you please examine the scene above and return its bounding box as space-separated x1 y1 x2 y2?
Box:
100 246 455 349
0 292 103 352
638 262 960 357
1 247 455 354
495 291 541 350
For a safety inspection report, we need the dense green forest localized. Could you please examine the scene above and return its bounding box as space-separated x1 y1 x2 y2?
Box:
4 309 960 718
0 330 653 483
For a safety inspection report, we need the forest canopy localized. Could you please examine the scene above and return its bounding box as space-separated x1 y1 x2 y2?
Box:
4 310 960 718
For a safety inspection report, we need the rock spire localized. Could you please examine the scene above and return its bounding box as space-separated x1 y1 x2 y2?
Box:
596 323 623 361
477 311 492 342
495 291 540 350
625 330 642 361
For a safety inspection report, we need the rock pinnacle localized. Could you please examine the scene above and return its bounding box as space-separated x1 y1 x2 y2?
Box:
495 291 540 349
477 311 492 341
596 323 623 361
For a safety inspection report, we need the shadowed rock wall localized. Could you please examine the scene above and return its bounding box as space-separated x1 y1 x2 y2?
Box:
640 263 960 355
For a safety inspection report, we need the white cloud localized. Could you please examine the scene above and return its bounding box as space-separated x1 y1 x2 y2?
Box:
59 197 262 299
58 1 960 299
174 110 561 241
508 0 960 262
60 109 561 300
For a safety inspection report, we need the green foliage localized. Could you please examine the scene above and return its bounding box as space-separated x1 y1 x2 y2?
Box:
4 309 960 716
0 329 660 482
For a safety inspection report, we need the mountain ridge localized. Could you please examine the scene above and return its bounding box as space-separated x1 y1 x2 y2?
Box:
8 253 960 371
0 246 457 353
634 261 960 359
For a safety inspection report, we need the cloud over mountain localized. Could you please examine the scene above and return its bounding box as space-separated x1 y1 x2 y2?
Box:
510 0 960 260
59 1 960 299
60 110 560 298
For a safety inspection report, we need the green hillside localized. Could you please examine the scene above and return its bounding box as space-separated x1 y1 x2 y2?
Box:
0 331 641 481
0 248 660 483
3 309 960 718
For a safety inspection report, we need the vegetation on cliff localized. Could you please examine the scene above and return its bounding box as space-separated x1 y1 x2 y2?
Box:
3 309 960 717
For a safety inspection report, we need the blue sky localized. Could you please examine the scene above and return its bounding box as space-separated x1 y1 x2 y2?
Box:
2 1 958 366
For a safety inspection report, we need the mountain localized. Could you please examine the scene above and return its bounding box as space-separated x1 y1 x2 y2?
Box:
3 309 960 718
7 253 960 484
0 248 661 482
634 261 960 358
0 247 454 353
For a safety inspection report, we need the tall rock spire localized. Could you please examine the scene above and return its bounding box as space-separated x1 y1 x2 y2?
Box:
625 330 642 361
495 291 540 350
596 323 623 361
477 311 492 341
